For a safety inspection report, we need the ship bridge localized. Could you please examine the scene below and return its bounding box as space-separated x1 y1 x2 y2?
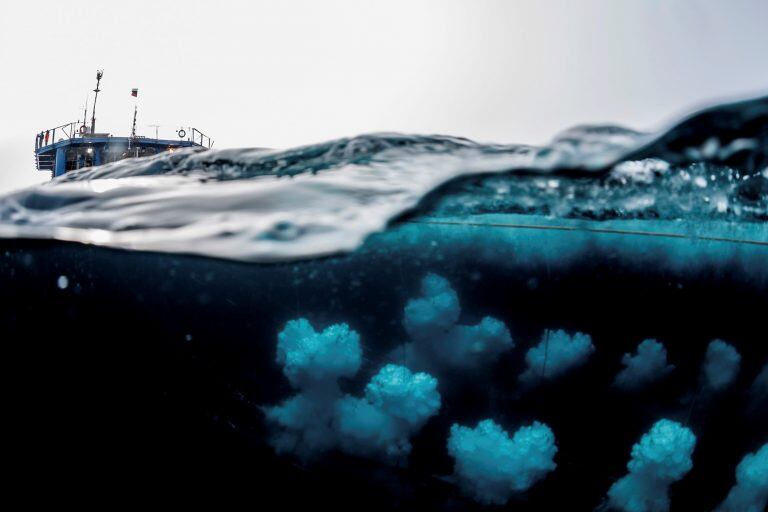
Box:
34 124 212 177
34 70 214 177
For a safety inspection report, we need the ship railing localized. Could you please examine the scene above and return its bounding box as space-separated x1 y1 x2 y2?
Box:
35 123 215 150
143 126 214 147
33 151 56 173
190 128 214 148
35 121 81 150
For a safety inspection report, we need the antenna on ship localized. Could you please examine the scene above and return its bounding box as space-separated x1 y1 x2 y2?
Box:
81 94 89 136
130 87 139 138
131 106 138 138
90 70 103 134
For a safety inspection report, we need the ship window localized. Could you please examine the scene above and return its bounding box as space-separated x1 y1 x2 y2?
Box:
65 147 95 171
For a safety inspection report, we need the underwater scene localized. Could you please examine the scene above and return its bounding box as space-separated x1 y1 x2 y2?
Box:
2 96 767 510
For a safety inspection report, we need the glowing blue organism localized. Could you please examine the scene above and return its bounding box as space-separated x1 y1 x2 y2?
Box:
702 339 741 391
276 318 362 388
447 419 557 505
607 419 697 512
403 273 460 341
716 443 768 512
266 320 440 464
334 395 404 460
336 364 441 464
437 316 514 367
614 339 674 391
401 274 513 370
364 364 441 429
265 318 362 459
519 329 595 384
263 390 338 459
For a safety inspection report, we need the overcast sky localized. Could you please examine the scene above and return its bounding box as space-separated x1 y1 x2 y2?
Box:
1 0 767 192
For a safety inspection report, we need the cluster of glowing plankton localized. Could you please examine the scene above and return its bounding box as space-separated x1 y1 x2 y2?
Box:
607 419 697 512
715 443 768 512
263 274 759 508
447 418 558 505
400 273 514 370
264 318 441 464
613 339 675 391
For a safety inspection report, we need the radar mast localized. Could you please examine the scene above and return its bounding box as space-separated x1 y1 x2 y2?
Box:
90 70 103 134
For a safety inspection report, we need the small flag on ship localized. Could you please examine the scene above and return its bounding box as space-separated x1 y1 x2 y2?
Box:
131 88 138 97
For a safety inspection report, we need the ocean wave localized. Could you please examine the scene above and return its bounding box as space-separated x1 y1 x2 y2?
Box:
0 95 765 262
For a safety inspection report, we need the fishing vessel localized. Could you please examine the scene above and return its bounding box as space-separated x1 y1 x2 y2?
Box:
33 70 213 178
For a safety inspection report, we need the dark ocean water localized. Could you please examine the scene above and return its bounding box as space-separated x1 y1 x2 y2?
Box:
2 95 767 510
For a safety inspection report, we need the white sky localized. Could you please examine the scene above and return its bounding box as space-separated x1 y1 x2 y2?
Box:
1 0 767 192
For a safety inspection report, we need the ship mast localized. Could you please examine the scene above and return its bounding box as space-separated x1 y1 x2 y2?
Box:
82 94 89 134
131 105 138 138
90 70 103 134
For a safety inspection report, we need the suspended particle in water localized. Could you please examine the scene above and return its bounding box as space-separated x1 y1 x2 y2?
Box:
57 275 69 290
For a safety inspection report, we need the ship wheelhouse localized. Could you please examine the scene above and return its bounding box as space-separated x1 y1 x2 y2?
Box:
34 125 212 177
34 70 213 177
